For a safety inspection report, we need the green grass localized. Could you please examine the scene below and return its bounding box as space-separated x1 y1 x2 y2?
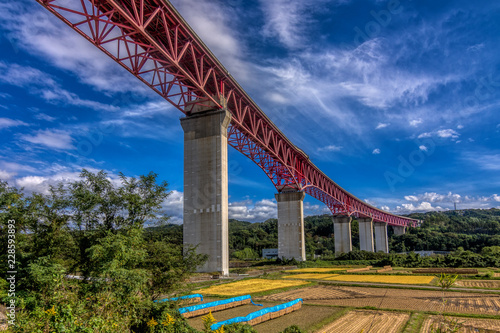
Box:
402 312 427 333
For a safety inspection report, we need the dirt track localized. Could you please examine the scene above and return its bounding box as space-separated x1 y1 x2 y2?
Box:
260 285 500 315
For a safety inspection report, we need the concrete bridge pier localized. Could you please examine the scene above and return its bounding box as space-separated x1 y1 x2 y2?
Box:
333 216 352 255
358 218 374 252
275 191 306 261
181 106 231 276
393 225 406 235
374 222 389 253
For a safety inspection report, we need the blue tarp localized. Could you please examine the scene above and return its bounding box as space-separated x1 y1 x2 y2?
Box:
178 295 254 314
154 294 203 303
210 298 303 330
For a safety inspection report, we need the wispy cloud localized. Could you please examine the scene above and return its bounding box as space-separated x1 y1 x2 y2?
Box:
372 148 381 154
20 129 75 150
0 118 28 130
318 145 342 152
376 123 389 129
0 62 117 111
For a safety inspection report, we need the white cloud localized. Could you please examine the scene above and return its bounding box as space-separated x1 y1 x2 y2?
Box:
417 129 460 140
395 201 443 213
404 195 419 202
419 145 428 151
259 0 308 48
417 132 432 138
436 129 459 139
380 205 390 211
229 198 277 222
20 129 75 150
403 192 461 203
457 124 464 129
0 170 16 180
376 123 389 129
318 145 342 152
492 194 500 202
35 113 56 122
372 148 381 154
0 118 28 130
410 119 423 127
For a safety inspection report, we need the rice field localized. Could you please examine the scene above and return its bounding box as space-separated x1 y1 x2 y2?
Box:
319 310 409 333
282 274 340 280
325 274 435 285
286 268 346 273
421 315 500 332
196 279 308 296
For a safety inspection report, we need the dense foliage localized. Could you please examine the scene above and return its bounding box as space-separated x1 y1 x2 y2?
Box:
221 209 500 259
0 171 207 332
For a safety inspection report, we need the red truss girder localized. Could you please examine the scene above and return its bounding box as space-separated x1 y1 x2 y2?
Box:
36 0 418 227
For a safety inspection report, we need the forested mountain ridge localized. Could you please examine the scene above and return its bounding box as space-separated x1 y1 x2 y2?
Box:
151 208 500 257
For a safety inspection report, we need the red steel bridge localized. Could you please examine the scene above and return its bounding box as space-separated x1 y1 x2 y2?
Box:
36 0 418 227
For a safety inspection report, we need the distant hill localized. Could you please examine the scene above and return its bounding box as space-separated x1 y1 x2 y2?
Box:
147 208 500 257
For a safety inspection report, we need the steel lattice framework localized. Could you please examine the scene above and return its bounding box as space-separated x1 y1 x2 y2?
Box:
36 0 418 227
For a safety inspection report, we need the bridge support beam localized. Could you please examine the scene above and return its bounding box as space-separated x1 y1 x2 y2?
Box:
275 191 306 261
333 216 352 255
374 222 389 253
393 225 406 235
181 108 231 275
358 218 374 252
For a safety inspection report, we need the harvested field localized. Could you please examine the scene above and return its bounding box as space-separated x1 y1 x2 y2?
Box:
346 266 372 273
319 310 409 333
421 315 500 332
282 274 339 280
287 268 346 273
494 273 500 278
325 274 435 285
260 285 500 315
261 285 370 301
413 268 478 274
455 280 500 289
196 279 308 296
187 302 341 333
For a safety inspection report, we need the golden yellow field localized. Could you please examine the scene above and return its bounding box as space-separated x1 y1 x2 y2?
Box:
196 279 308 296
287 268 346 273
325 274 435 284
282 274 339 280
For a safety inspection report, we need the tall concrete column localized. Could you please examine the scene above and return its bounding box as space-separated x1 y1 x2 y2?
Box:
393 225 406 235
374 222 389 253
275 191 306 261
358 218 374 252
333 216 352 254
181 107 231 275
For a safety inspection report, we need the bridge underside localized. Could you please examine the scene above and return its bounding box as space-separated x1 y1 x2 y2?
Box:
34 0 417 274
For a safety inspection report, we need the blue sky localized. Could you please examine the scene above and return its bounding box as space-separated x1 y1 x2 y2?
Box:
0 0 499 224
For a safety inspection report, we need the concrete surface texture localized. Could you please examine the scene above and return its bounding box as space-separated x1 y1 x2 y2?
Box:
358 218 374 252
181 108 231 275
374 222 389 253
333 216 352 254
275 191 306 261
393 225 406 235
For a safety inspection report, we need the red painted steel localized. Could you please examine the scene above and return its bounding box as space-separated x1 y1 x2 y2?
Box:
36 0 418 227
